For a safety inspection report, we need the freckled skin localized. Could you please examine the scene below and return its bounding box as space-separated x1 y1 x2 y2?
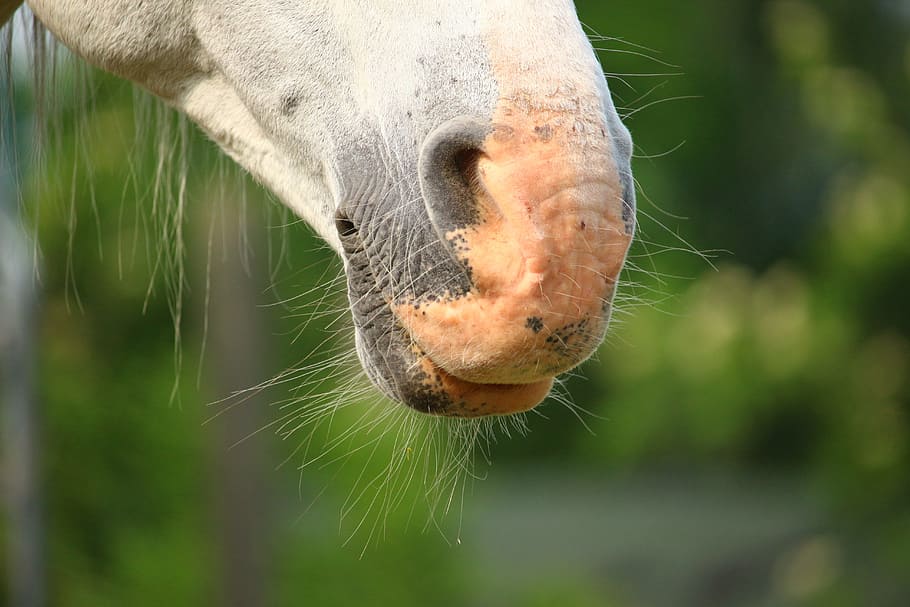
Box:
379 20 638 416
396 102 632 388
376 31 636 416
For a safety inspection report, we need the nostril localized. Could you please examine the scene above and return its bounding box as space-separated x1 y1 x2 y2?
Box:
335 212 357 238
453 147 485 200
419 116 490 238
334 211 363 257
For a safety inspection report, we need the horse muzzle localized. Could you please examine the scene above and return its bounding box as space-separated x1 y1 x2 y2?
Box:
387 110 634 416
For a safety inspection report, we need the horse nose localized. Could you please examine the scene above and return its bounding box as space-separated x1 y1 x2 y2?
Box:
409 113 633 390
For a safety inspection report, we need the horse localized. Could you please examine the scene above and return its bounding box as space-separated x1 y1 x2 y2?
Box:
1 0 636 419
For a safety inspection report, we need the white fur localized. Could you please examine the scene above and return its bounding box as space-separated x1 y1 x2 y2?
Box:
20 0 622 253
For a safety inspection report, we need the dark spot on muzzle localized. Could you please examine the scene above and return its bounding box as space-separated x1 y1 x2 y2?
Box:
280 93 301 116
525 316 544 334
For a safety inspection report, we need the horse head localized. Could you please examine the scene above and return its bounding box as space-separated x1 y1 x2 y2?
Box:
22 0 635 417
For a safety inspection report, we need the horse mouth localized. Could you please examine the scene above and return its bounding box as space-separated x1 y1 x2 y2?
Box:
346 290 559 417
409 346 555 417
342 232 616 417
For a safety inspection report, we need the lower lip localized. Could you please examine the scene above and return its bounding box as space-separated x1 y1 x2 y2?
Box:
428 360 554 417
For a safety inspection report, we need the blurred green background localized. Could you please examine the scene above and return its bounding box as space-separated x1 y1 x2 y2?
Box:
2 1 909 605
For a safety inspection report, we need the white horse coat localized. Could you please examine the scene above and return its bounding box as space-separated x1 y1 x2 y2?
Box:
3 0 635 417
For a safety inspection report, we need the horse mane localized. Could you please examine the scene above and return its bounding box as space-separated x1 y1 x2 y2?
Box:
2 9 196 403
2 13 49 173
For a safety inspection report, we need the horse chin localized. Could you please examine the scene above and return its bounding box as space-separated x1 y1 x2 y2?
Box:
352 316 555 418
